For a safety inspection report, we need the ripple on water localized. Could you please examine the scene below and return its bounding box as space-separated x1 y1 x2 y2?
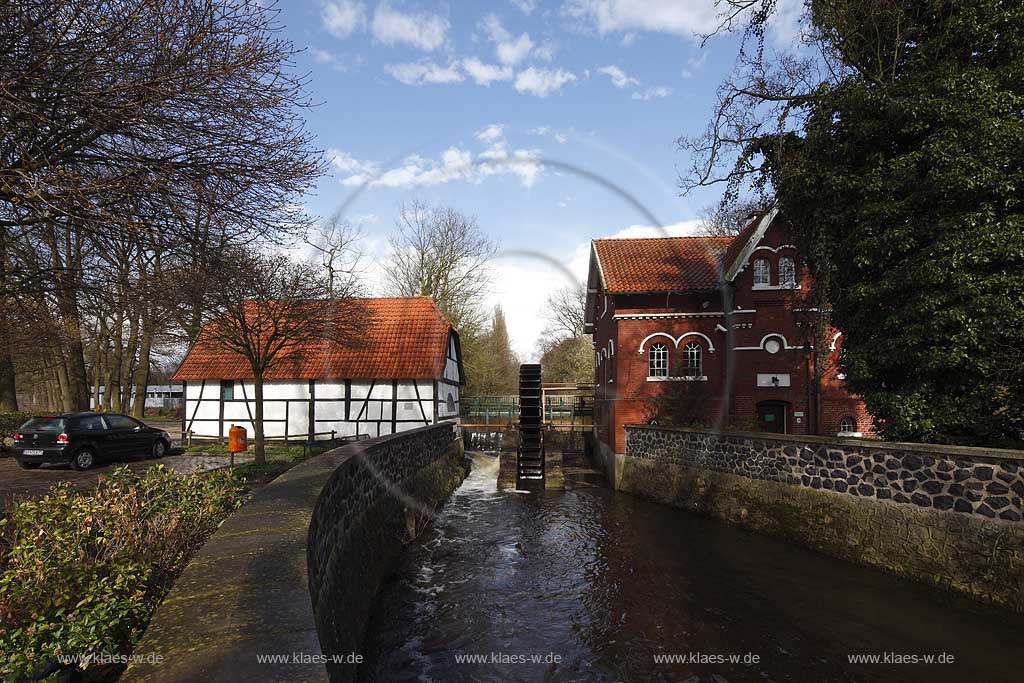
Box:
358 452 1024 683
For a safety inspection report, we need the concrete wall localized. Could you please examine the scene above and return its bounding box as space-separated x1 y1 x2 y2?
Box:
123 423 467 683
620 425 1024 611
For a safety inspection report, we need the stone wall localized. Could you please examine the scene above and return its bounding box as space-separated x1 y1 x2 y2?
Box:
123 423 466 683
621 425 1024 611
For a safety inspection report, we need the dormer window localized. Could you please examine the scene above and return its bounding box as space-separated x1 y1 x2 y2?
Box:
779 257 796 287
648 343 668 378
753 258 770 287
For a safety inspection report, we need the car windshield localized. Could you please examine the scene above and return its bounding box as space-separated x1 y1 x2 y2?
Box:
20 417 66 433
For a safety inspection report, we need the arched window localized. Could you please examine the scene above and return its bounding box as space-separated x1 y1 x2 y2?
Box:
839 416 856 433
682 342 702 377
779 256 796 286
753 258 770 287
446 393 456 414
648 342 668 377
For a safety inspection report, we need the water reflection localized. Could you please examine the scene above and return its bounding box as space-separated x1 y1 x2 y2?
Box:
359 453 1024 682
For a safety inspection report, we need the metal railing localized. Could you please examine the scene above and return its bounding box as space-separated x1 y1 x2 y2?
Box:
460 393 594 430
184 429 366 447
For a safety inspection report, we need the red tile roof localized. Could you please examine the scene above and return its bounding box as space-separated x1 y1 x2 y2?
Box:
171 296 456 381
721 213 764 278
593 235 733 293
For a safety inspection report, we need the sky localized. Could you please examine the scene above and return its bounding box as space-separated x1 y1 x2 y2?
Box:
275 0 803 360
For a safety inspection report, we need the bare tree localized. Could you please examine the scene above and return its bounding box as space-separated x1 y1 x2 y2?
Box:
306 211 364 298
541 284 587 341
696 197 767 237
201 247 367 463
383 201 496 339
1 0 324 410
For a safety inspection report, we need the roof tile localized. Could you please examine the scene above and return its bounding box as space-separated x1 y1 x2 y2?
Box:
171 296 454 381
593 235 733 293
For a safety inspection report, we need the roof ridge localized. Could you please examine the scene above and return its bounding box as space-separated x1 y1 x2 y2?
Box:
594 234 729 242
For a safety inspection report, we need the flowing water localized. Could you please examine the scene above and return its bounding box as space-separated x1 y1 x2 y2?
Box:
359 453 1024 682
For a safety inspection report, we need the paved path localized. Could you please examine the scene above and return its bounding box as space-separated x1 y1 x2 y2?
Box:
0 451 252 508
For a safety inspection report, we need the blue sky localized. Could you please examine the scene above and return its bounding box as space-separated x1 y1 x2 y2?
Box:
277 0 802 358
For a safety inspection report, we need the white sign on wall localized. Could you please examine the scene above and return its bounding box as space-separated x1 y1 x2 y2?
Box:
757 373 791 387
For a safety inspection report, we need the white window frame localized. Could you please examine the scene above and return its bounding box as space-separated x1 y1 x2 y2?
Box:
682 341 703 378
648 342 669 378
753 258 771 287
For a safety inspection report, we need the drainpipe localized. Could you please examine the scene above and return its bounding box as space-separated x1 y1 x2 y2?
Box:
803 341 813 435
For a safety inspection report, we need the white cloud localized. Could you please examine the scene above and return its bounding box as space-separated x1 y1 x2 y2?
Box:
311 47 351 72
312 48 336 64
497 32 535 65
529 126 569 144
384 61 463 85
565 0 804 47
515 67 576 97
462 57 514 85
510 0 538 14
563 0 720 38
372 2 449 51
321 0 366 39
621 31 639 46
604 219 702 240
480 13 511 42
333 124 544 189
631 85 672 100
476 124 505 144
596 64 639 88
480 14 537 66
533 41 557 61
681 52 708 79
327 148 376 175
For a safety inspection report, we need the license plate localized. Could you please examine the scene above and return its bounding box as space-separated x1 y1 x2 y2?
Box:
22 449 44 456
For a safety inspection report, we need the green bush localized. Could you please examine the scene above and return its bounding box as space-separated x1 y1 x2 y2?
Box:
0 465 244 679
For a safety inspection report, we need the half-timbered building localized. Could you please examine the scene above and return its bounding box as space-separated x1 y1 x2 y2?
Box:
171 296 464 440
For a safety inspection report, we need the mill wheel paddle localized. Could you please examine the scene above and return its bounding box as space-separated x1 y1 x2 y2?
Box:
517 363 544 486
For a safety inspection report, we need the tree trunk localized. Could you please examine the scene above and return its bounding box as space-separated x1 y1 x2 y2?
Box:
53 347 72 412
253 369 266 465
0 343 17 411
92 320 105 410
108 309 125 412
131 316 154 418
120 312 140 411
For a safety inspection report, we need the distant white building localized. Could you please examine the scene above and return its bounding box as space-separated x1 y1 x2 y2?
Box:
90 384 184 410
170 296 464 440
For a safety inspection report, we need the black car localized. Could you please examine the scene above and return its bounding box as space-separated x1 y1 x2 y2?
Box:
13 412 172 471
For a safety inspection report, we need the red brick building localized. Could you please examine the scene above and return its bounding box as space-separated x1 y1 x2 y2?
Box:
584 208 872 457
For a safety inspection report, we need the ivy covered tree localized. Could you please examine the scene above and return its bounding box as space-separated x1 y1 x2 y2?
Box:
681 0 1024 446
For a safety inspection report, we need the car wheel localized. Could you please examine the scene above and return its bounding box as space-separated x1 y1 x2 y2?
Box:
17 460 40 470
151 439 168 459
70 448 95 471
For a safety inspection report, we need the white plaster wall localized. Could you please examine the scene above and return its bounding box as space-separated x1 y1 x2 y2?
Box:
183 378 449 440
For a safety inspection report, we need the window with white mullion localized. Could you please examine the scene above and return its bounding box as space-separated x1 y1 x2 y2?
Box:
753 258 771 287
648 342 669 378
682 342 703 378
